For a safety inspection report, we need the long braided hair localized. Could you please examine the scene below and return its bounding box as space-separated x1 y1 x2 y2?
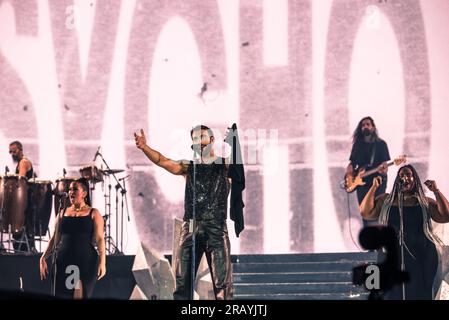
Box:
378 164 443 247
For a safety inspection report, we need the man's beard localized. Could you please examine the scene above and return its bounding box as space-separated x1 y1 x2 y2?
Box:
362 128 371 137
200 143 213 157
192 143 212 157
12 155 19 163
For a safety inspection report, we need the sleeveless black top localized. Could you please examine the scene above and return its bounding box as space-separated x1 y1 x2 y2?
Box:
184 157 230 221
15 158 34 179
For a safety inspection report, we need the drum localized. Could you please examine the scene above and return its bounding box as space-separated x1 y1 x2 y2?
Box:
0 174 28 234
53 177 77 216
27 179 53 236
80 164 103 183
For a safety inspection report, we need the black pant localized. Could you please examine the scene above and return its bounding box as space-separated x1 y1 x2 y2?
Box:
356 176 387 227
173 219 232 300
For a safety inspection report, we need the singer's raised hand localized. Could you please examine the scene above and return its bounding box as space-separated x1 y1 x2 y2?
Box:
134 129 147 150
424 180 439 193
372 176 382 189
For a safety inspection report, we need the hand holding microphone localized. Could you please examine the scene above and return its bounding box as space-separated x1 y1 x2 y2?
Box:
372 176 382 189
398 177 405 190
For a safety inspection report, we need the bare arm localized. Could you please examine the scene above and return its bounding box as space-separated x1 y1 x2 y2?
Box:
425 180 449 223
92 209 106 279
134 129 186 175
18 158 32 177
346 163 354 177
359 176 387 220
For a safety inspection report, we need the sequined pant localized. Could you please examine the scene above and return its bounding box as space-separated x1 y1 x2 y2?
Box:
173 219 232 300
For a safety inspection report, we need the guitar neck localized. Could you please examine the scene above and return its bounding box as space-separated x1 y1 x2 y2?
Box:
360 160 394 178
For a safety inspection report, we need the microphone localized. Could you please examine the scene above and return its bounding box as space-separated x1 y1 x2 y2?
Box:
398 178 406 190
63 168 67 177
191 144 201 155
93 146 101 162
5 166 9 175
223 123 238 144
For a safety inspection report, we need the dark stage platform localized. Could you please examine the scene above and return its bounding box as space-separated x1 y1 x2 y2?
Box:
0 252 380 300
0 254 136 299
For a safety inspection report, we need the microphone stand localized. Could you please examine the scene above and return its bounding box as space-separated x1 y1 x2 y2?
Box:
398 188 406 300
52 194 66 296
191 153 197 300
118 176 130 253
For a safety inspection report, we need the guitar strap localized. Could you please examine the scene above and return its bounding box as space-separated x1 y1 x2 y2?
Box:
369 142 377 169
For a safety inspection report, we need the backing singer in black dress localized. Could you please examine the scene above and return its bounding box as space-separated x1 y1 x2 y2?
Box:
39 178 106 299
360 165 449 299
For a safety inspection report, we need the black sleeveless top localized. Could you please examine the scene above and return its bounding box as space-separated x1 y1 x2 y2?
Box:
15 158 34 179
184 157 230 221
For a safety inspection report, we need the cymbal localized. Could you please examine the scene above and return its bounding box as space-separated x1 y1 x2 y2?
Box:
101 169 125 174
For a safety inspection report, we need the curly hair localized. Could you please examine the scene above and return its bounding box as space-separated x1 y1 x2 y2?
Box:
74 177 91 206
352 116 379 144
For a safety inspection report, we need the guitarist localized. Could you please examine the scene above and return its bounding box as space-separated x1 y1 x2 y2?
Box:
346 117 390 227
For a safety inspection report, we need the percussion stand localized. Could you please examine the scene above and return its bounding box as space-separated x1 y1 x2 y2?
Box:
88 180 94 206
30 185 37 254
0 196 5 253
0 226 5 254
0 232 4 253
103 175 112 254
103 173 118 255
96 152 123 255
0 182 12 253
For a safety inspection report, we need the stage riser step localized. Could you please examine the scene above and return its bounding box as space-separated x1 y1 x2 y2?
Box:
233 283 367 294
231 252 378 300
234 293 369 300
233 262 366 273
232 252 378 264
233 272 353 283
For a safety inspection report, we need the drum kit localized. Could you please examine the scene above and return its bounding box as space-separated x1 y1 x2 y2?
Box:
0 163 126 255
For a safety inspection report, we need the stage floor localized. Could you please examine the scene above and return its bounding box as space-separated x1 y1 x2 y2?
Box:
0 254 136 299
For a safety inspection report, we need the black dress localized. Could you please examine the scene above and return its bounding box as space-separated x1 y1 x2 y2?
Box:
385 205 438 300
53 208 98 298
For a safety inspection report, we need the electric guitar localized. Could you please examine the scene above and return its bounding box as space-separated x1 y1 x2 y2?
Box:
343 155 406 193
